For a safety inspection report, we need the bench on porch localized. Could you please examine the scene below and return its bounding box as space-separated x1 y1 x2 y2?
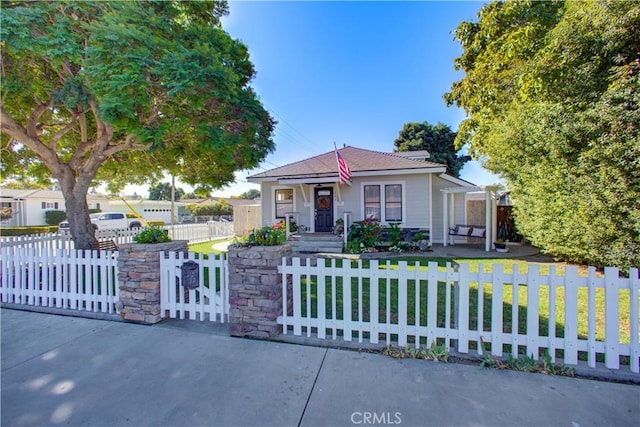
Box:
448 224 486 239
90 239 118 251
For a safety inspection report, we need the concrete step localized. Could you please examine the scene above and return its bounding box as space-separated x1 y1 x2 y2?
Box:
290 233 343 254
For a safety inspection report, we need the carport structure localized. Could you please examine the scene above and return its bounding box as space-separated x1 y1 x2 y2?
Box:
441 185 501 252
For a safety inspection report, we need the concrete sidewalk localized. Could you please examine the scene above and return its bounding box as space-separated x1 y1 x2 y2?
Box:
2 309 638 427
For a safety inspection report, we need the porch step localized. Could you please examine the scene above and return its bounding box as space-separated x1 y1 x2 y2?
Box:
290 233 343 254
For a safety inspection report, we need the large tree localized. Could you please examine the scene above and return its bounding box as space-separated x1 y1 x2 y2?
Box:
445 0 640 269
148 182 185 201
393 121 470 177
1 0 275 248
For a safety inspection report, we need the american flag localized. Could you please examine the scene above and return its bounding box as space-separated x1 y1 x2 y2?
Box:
335 144 351 185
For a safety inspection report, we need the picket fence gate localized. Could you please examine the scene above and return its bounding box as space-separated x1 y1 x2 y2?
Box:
279 258 640 373
159 251 229 322
0 247 120 314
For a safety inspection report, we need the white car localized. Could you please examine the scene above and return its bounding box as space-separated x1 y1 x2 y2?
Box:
59 213 101 233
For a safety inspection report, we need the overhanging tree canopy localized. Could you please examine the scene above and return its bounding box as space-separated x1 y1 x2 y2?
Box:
445 0 639 269
393 121 470 177
1 0 275 248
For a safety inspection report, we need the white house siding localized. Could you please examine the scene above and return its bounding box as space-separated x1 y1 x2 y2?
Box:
260 182 304 227
0 188 108 227
342 174 430 228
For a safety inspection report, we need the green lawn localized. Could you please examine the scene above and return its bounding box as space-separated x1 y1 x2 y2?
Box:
188 238 234 255
294 257 632 361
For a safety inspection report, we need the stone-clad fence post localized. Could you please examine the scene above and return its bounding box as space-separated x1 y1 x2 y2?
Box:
117 240 188 324
227 243 293 338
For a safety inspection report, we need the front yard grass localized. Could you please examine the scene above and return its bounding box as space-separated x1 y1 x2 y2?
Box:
295 257 632 362
188 237 234 255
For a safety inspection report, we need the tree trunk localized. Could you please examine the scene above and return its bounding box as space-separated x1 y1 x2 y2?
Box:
59 170 98 250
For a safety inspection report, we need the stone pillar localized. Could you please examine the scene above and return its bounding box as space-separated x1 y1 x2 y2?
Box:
227 242 293 338
117 240 188 324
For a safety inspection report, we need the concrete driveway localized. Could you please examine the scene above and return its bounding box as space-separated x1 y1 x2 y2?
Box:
2 309 638 427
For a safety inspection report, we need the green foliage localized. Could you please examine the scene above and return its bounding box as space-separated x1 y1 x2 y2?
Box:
387 222 402 247
381 343 449 363
394 121 470 177
234 189 261 200
146 220 165 227
232 225 286 247
1 0 274 248
0 226 59 236
148 183 185 201
446 0 640 269
44 210 66 226
346 219 383 253
479 340 574 376
273 219 297 233
133 226 171 244
0 207 13 221
186 200 233 217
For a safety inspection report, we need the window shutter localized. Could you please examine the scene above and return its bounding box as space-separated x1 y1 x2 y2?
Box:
42 202 46 209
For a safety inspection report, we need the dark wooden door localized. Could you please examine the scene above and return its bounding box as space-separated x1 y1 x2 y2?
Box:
314 188 333 232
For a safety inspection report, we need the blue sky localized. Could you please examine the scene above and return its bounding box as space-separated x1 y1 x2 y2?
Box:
129 1 501 197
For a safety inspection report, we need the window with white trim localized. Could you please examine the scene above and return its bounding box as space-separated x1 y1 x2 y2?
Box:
362 183 404 223
41 202 59 209
385 184 402 221
275 189 293 219
364 185 381 220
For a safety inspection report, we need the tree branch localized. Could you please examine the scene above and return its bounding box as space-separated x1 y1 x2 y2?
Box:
0 106 64 177
26 102 51 138
50 113 78 150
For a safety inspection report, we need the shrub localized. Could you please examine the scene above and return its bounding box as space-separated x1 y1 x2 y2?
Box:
133 226 171 244
231 225 286 247
273 219 297 232
45 210 66 225
346 218 383 253
0 226 58 236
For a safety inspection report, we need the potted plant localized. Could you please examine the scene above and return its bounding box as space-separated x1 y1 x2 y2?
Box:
494 239 509 252
413 232 430 252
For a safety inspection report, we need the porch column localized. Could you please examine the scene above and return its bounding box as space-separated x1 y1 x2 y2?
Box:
442 192 448 246
491 191 498 245
428 174 433 246
485 190 491 252
449 193 456 246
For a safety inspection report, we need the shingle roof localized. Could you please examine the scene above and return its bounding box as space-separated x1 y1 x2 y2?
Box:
248 146 446 181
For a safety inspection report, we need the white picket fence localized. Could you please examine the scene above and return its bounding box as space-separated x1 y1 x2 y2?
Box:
159 251 229 322
279 258 640 372
0 222 234 249
0 247 120 314
0 232 74 250
165 222 234 243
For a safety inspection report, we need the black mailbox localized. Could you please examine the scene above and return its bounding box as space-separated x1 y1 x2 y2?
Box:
180 260 199 290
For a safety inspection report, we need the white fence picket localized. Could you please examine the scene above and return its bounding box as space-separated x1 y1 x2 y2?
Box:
158 251 229 322
278 257 639 373
630 268 639 373
0 247 119 314
604 267 621 369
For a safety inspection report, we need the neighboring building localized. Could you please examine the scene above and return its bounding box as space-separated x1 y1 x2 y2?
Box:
0 188 108 227
108 199 190 225
247 146 483 245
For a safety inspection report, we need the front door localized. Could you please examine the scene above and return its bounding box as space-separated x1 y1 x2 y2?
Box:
314 187 334 232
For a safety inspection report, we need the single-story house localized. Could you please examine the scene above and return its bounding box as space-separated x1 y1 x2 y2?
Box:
247 146 500 248
0 188 108 227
